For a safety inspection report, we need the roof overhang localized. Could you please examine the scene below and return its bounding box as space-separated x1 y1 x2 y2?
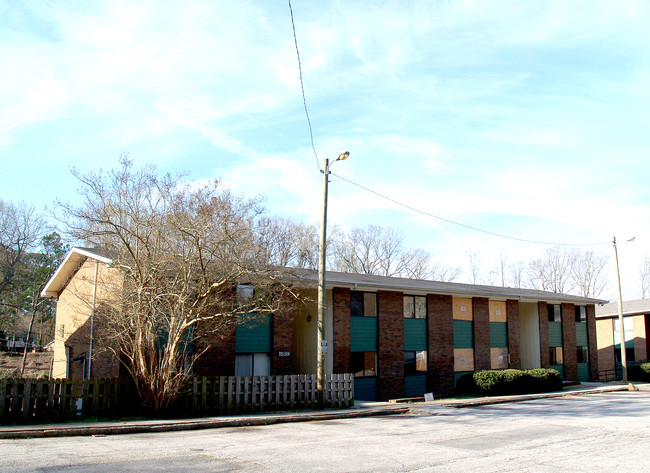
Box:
41 248 113 298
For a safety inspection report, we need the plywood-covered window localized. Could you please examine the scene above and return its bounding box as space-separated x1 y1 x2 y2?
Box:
351 291 377 317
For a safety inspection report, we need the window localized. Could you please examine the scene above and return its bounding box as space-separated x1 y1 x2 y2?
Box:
351 352 377 377
351 291 377 317
548 304 561 323
235 353 270 376
404 295 427 319
576 346 589 364
614 347 635 364
575 306 587 323
550 346 563 365
404 350 427 375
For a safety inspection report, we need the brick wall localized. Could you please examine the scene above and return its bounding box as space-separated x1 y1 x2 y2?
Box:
428 294 454 395
333 287 351 374
377 290 404 401
272 290 294 375
506 299 521 369
473 297 490 371
538 302 550 368
587 305 599 381
561 303 578 381
633 315 647 363
193 316 236 376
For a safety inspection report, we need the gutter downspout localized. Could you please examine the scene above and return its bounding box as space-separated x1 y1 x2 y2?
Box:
87 260 99 379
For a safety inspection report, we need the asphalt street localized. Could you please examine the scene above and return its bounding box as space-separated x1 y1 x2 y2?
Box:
3 391 650 472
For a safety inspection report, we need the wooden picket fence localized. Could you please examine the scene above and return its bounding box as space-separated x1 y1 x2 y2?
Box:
0 378 130 423
0 374 354 423
187 373 354 416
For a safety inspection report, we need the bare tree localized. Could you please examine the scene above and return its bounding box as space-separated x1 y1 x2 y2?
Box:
570 250 608 298
641 257 650 299
55 157 302 411
507 260 527 288
528 246 577 294
466 250 483 285
329 225 453 280
254 217 318 269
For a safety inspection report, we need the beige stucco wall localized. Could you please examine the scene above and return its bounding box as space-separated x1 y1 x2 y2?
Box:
52 259 122 379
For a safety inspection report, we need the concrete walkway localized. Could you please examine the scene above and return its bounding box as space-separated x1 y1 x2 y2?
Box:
0 382 641 439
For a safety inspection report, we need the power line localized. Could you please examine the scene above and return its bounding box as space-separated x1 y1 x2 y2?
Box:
287 0 321 171
331 172 609 247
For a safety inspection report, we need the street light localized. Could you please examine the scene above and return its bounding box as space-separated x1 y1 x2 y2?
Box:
317 151 349 409
613 236 635 383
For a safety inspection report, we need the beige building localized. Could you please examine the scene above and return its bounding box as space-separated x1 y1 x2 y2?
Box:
42 248 123 379
595 299 650 377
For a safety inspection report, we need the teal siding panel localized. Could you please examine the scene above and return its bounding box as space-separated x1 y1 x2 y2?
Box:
404 318 427 351
453 320 474 349
550 364 564 380
549 322 563 347
404 375 427 398
354 378 377 401
351 317 378 352
454 371 473 386
614 340 635 349
577 363 590 382
235 314 271 353
576 323 588 347
490 322 508 348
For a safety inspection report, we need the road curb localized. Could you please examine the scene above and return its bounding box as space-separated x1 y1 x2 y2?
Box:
0 406 410 440
433 385 631 408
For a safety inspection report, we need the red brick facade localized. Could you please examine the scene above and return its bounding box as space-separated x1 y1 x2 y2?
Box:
377 290 404 401
193 316 236 376
538 302 550 368
427 294 454 395
561 303 578 381
473 297 490 371
332 287 352 373
506 299 521 369
587 304 599 381
272 291 294 375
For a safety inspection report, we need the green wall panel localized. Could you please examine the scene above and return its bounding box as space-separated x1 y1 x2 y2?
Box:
549 322 563 347
453 320 474 349
614 340 635 349
235 314 271 353
404 375 427 398
454 371 473 386
576 322 588 347
577 363 590 382
490 322 508 348
404 318 427 351
550 364 564 380
354 377 377 401
351 317 378 352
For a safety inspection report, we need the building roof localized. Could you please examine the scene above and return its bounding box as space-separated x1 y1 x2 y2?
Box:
42 247 607 305
288 268 607 305
41 247 113 298
595 299 650 318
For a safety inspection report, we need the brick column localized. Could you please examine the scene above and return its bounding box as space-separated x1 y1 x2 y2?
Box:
587 304 599 381
506 299 521 369
473 297 490 371
428 294 454 395
561 303 577 381
333 287 351 373
272 290 294 375
538 302 550 368
377 290 404 401
633 315 647 363
193 316 236 376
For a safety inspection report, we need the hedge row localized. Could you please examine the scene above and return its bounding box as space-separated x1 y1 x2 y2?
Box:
456 368 563 396
628 363 650 382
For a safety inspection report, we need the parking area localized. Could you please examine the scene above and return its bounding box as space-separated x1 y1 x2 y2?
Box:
3 390 650 472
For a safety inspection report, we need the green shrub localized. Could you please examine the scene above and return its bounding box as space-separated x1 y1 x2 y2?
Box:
628 363 650 382
455 368 563 396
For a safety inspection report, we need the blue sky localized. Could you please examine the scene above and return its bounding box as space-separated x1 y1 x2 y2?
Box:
2 0 649 299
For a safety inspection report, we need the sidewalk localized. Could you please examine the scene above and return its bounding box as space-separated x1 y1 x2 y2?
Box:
0 382 642 439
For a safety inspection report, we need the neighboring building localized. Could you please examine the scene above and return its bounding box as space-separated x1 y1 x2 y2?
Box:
595 299 650 376
43 248 604 401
